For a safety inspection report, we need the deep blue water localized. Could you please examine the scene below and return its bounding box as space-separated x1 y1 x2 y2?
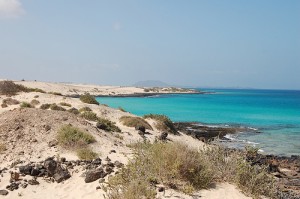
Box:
97 89 300 156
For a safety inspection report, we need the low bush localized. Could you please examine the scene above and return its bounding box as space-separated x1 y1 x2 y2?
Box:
97 118 121 132
235 159 276 198
119 116 153 130
0 81 28 96
30 99 40 106
27 88 46 93
79 106 92 112
144 114 178 134
59 102 72 107
57 125 96 148
50 103 66 111
81 111 98 121
105 142 213 198
48 92 62 96
40 103 51 110
3 98 20 105
20 102 34 108
105 142 276 199
80 93 99 105
68 107 80 115
76 148 98 160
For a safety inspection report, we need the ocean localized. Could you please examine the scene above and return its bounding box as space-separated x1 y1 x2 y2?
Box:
96 89 300 156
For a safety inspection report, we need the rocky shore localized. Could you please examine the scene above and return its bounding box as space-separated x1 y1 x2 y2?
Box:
175 122 300 199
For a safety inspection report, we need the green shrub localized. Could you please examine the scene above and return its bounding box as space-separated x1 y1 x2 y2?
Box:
40 103 51 110
80 93 99 105
81 111 98 121
27 88 46 93
119 116 153 130
144 114 178 134
97 118 121 132
57 125 96 148
235 159 276 198
68 107 80 115
59 102 72 107
79 106 92 112
20 102 34 108
0 81 28 96
77 148 98 160
3 98 20 105
48 92 62 96
30 99 40 106
105 142 213 198
50 103 66 111
105 142 276 199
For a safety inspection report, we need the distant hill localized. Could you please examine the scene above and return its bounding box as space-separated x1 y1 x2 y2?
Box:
133 80 170 88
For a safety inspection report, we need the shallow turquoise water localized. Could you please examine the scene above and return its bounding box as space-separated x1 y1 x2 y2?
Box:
97 89 300 156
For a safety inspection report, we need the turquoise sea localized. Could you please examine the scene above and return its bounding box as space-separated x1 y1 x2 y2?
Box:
97 89 300 156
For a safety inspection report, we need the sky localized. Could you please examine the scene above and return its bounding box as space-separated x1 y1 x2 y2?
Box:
0 0 299 89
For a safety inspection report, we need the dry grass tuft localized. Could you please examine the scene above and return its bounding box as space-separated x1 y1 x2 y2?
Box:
79 107 92 112
57 125 96 148
144 114 178 134
120 116 153 130
59 102 72 107
80 93 99 105
80 111 98 121
40 103 51 110
76 148 98 160
50 103 66 111
97 118 121 132
104 142 276 199
68 107 80 115
20 102 34 108
30 99 40 106
105 142 213 198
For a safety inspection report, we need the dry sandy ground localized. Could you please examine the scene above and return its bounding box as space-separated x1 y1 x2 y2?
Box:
6 80 198 96
0 84 251 199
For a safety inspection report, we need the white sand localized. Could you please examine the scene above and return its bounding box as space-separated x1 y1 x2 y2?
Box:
0 80 251 199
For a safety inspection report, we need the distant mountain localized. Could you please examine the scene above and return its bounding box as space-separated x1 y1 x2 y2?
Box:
133 80 170 88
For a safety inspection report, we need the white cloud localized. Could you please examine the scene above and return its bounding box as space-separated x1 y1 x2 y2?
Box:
0 0 25 19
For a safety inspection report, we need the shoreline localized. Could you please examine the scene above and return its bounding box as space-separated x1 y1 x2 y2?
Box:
1 79 299 198
67 91 210 98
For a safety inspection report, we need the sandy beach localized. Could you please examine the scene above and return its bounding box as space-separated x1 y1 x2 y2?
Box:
0 80 256 199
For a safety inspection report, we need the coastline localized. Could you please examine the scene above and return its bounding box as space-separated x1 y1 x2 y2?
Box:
1 79 299 198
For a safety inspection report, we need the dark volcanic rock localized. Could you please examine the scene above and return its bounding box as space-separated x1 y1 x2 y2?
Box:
44 157 57 176
158 132 168 141
53 169 71 183
6 182 19 191
85 168 106 183
19 165 33 175
135 125 146 133
174 122 242 140
30 168 40 176
92 158 102 165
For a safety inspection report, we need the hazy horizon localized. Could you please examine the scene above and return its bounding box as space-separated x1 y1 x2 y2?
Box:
1 0 299 89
